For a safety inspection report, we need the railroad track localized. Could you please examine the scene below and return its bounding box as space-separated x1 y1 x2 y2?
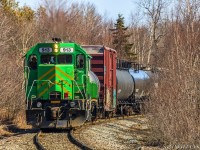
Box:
34 130 45 150
68 130 93 150
33 115 140 150
34 129 93 150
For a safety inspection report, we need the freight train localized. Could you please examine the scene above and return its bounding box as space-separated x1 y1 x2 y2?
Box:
24 39 154 128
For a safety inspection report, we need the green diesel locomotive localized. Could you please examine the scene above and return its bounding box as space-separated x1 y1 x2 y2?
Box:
24 40 99 128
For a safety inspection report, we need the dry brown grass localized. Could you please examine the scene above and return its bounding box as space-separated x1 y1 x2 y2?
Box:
0 110 31 136
12 111 32 129
0 109 9 122
0 124 12 136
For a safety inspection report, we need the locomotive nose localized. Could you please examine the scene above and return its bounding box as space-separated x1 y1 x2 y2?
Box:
37 65 56 99
37 65 74 100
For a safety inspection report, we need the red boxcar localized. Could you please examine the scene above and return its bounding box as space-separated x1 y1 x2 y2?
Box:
82 45 117 112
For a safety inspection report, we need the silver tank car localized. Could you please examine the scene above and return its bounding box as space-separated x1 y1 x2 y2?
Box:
116 69 134 100
129 69 153 99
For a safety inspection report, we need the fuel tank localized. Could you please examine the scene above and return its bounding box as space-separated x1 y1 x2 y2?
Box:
129 69 153 99
116 69 134 100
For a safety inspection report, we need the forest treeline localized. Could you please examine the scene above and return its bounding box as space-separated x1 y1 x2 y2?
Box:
0 0 199 146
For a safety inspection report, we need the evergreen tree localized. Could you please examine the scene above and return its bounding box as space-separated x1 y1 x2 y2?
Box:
110 14 135 59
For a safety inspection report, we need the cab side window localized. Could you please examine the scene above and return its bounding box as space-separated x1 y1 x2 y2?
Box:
76 55 85 68
29 55 37 70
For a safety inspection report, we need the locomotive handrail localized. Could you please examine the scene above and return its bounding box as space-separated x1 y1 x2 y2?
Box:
24 66 30 97
73 80 85 99
81 74 87 99
26 80 54 109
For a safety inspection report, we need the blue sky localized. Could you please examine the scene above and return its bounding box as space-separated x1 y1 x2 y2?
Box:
16 0 137 23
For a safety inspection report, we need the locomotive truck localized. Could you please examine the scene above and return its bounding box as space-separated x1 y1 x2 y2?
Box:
24 39 154 128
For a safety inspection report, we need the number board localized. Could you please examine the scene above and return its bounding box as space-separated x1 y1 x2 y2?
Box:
60 48 74 53
39 47 52 53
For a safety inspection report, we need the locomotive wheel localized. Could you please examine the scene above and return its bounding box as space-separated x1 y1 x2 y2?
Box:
134 103 141 114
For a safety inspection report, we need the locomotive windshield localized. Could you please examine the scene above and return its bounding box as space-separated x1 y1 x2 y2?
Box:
58 54 72 64
41 55 55 64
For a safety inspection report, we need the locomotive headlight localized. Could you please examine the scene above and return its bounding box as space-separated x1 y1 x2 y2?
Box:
37 102 42 108
54 48 58 53
54 44 59 52
70 102 76 107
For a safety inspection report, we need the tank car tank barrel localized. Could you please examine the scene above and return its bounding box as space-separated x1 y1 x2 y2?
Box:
116 70 134 100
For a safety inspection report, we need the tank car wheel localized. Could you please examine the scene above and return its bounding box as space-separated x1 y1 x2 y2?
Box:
129 107 133 115
140 103 146 114
133 103 139 114
124 106 129 116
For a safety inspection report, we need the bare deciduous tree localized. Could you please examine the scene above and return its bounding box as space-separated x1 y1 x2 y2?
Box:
139 0 166 64
146 0 200 145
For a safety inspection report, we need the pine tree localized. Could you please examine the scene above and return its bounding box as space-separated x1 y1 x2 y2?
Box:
110 14 135 59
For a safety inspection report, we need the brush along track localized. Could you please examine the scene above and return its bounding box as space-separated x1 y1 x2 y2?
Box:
34 129 93 150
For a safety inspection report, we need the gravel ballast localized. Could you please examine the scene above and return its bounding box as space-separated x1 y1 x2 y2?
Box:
73 116 160 150
0 115 160 150
0 133 36 150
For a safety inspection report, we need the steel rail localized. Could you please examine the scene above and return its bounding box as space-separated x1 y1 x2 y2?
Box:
68 130 93 150
34 130 45 150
